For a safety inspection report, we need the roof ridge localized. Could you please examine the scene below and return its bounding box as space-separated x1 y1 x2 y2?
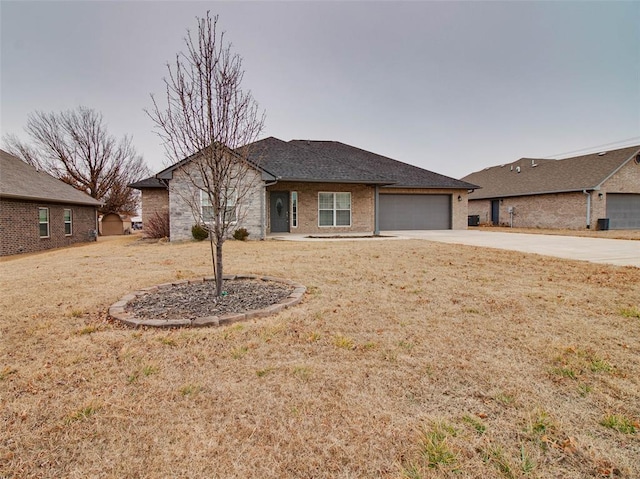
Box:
290 140 392 183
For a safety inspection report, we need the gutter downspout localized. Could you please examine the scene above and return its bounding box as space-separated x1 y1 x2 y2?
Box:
374 185 380 235
262 178 279 239
583 190 591 229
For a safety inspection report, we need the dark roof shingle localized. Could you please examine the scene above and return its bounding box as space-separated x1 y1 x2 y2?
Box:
0 149 102 206
128 176 168 189
462 145 640 200
289 140 477 189
153 137 478 190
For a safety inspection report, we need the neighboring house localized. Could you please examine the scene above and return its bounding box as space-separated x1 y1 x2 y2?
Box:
133 137 477 241
0 149 102 256
462 145 640 230
128 176 169 228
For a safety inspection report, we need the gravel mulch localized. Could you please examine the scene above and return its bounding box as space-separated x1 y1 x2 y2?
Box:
126 279 295 321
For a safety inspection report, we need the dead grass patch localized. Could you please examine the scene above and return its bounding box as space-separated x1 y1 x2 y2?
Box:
1 235 639 477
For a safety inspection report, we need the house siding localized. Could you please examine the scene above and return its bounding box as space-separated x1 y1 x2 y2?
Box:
0 198 97 256
600 159 640 222
169 165 264 241
267 182 375 234
141 188 169 226
379 188 470 230
469 193 592 229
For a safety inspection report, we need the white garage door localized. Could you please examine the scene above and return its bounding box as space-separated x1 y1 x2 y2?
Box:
607 194 640 229
379 194 451 230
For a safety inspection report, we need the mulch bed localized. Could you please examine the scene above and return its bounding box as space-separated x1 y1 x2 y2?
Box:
126 279 295 321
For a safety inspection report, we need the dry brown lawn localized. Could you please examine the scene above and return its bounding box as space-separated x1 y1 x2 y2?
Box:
1 235 639 478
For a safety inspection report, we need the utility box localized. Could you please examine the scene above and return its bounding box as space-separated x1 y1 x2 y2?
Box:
468 215 480 227
597 218 610 231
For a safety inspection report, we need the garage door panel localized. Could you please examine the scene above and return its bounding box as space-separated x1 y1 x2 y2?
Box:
380 194 451 230
607 194 640 229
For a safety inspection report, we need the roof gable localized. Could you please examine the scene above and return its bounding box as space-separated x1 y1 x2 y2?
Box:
463 145 640 199
0 149 102 206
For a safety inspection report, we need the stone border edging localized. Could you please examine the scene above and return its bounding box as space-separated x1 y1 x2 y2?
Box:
108 274 306 328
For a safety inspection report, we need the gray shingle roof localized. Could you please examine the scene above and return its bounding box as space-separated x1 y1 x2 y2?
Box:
462 145 640 200
153 137 478 189
247 137 392 184
128 176 168 189
0 149 102 206
235 137 474 188
288 140 477 189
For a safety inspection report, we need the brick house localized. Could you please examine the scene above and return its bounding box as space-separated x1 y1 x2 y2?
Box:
0 149 102 256
132 137 477 241
462 145 640 230
127 176 169 228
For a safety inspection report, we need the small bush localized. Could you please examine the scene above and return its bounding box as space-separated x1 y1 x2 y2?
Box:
191 224 209 241
233 227 250 241
144 211 170 239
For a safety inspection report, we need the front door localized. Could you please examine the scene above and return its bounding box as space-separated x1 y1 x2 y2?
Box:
270 192 290 233
491 200 500 225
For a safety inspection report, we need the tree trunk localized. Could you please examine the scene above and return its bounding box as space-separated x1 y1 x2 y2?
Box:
215 242 224 297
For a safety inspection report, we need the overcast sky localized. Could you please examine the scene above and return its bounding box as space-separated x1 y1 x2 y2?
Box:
2 1 639 180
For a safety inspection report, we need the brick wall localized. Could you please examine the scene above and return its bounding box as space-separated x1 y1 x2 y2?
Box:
268 182 375 235
469 193 593 229
169 165 264 241
140 188 169 226
602 158 640 193
468 199 492 225
0 198 97 256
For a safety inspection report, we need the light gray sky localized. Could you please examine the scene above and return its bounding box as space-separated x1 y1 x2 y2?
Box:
2 0 639 180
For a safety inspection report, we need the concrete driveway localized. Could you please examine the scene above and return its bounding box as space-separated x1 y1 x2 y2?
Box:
385 230 640 268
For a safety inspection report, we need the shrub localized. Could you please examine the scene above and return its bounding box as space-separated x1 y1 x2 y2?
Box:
233 227 249 241
144 212 170 239
191 224 209 241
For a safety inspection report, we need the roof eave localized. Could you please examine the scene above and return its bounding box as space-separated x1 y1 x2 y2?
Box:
469 187 601 200
275 177 394 185
127 182 168 190
384 183 479 190
0 192 103 206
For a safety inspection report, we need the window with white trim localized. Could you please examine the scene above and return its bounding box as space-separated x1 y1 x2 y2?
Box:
39 207 50 238
64 209 73 236
318 192 351 227
291 191 298 228
200 189 237 224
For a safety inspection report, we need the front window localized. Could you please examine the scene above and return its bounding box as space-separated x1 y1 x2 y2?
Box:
39 207 50 238
201 189 237 224
318 192 351 227
64 209 73 236
291 191 298 228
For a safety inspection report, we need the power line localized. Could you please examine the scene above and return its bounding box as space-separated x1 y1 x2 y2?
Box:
542 136 640 159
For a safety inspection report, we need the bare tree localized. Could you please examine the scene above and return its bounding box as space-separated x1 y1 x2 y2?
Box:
4 107 149 215
147 12 265 297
